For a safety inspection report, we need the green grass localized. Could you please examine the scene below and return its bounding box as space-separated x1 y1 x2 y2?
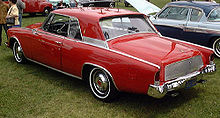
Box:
0 1 220 118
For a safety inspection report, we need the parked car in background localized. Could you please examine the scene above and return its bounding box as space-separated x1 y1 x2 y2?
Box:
78 0 115 7
127 0 220 58
6 8 216 102
3 0 52 16
48 0 77 10
151 1 220 58
23 0 52 16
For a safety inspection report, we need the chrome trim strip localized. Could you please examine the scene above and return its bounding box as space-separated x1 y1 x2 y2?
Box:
27 58 82 80
163 36 213 51
153 23 183 29
108 49 160 69
83 62 119 90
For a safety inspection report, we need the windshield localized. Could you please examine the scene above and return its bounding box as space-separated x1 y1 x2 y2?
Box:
99 15 155 40
208 7 220 21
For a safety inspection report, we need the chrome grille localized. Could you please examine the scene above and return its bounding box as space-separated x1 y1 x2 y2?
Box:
165 55 203 81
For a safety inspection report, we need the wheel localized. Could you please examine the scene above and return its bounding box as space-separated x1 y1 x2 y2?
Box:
13 41 26 63
89 68 118 102
213 38 220 58
43 7 50 16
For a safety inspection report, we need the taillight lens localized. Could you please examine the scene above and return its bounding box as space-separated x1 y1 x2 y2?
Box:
154 71 160 85
209 54 215 64
210 54 215 61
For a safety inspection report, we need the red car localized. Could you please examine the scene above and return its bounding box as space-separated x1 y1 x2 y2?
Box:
6 8 216 102
3 0 52 16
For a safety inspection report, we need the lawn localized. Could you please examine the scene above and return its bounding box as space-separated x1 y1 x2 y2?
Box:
0 1 220 118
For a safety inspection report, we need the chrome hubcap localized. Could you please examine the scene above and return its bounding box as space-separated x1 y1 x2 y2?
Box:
92 70 109 95
14 42 22 61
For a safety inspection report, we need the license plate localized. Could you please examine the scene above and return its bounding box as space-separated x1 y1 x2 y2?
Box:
185 77 197 89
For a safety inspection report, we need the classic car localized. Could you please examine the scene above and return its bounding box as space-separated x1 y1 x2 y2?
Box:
48 0 78 10
3 0 53 16
151 1 220 58
6 8 216 102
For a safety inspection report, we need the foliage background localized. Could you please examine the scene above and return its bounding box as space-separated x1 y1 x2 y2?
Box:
0 0 220 118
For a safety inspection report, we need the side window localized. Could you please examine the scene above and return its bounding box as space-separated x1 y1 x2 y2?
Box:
42 14 70 37
190 9 203 22
68 17 82 40
208 8 220 21
158 6 189 20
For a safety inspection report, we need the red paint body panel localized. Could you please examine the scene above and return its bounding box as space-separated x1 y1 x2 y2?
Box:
6 8 214 94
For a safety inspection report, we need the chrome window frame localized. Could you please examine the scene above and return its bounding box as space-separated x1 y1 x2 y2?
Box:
189 8 204 22
207 7 220 22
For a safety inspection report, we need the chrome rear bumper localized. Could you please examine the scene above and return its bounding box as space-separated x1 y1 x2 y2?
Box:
147 64 216 98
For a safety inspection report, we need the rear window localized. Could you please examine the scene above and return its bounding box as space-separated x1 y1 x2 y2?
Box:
99 15 155 40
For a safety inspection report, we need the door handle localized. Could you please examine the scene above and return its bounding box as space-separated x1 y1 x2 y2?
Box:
32 29 38 35
178 24 186 26
55 41 62 44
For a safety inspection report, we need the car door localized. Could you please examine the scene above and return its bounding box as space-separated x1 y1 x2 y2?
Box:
183 8 210 46
31 14 69 69
153 6 189 39
61 17 83 77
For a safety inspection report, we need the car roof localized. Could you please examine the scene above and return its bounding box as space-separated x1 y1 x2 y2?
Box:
52 7 143 21
51 7 143 40
167 1 220 16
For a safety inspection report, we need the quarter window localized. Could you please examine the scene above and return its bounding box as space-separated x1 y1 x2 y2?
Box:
158 6 189 20
190 9 203 22
68 17 82 40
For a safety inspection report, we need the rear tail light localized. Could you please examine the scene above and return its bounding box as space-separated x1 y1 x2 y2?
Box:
209 54 215 64
154 71 160 85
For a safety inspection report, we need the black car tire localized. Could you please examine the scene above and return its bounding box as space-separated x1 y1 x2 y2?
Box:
43 7 51 16
13 41 26 63
89 68 118 102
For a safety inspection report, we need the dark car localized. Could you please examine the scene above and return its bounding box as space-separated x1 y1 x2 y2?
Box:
151 1 220 57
